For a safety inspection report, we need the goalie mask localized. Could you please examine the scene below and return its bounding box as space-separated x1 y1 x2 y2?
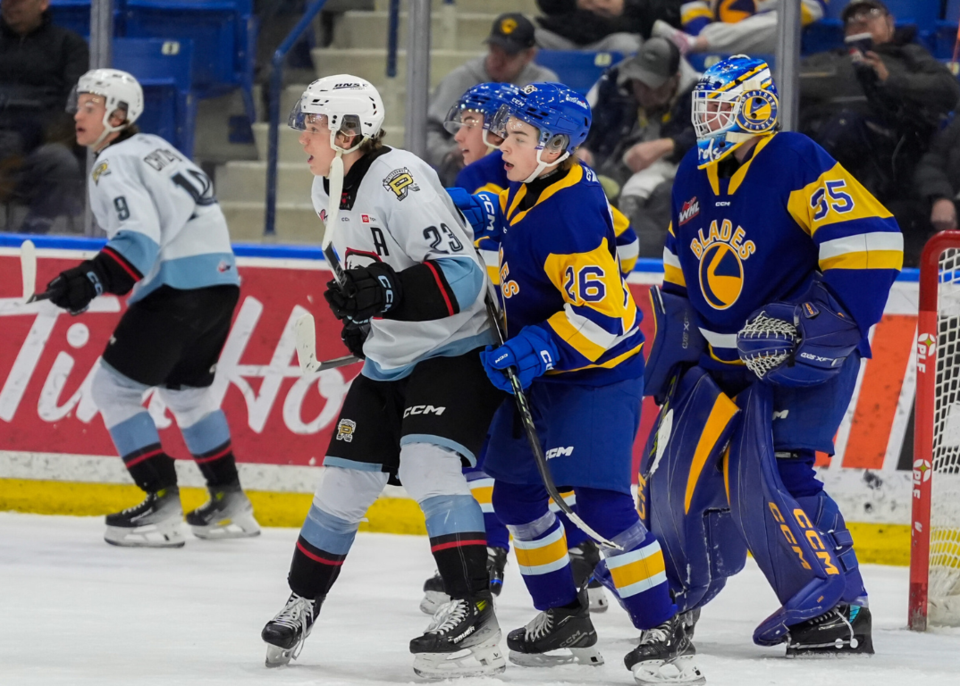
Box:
691 55 779 169
70 69 144 150
288 75 385 154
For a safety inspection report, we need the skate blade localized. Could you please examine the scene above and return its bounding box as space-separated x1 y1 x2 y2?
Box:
413 643 506 679
509 645 604 667
631 655 705 685
785 637 874 658
190 516 261 540
104 524 185 548
419 590 450 616
264 643 294 668
588 585 609 613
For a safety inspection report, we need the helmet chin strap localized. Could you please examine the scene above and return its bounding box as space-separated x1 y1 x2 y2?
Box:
91 110 125 152
522 148 569 184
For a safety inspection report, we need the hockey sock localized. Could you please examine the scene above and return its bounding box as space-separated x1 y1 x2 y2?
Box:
465 471 510 550
180 410 240 488
288 504 359 600
109 411 178 492
422 494 489 599
578 488 676 630
508 511 578 610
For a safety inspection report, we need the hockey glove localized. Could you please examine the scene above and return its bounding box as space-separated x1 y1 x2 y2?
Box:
737 281 861 387
324 261 403 323
446 187 502 239
341 322 369 360
480 324 559 393
46 261 105 315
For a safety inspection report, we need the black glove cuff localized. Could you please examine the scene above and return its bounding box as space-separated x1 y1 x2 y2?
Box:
385 261 460 322
92 248 142 295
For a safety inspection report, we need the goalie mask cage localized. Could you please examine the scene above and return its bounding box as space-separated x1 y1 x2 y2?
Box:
911 230 960 631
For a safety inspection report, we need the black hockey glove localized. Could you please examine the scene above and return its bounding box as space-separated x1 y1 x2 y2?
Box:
341 322 369 359
46 261 105 315
324 262 403 323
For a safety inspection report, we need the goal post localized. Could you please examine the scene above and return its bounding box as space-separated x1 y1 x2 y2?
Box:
910 230 960 631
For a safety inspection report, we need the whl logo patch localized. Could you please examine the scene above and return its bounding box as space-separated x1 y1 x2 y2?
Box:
679 197 699 226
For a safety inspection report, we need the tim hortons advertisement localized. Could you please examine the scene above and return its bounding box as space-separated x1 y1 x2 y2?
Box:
0 246 921 525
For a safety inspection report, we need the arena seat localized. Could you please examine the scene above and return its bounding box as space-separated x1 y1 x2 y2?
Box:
122 0 256 126
113 38 197 157
533 50 624 96
48 0 122 38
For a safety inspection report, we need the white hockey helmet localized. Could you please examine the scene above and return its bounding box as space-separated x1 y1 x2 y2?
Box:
72 69 144 149
288 74 385 153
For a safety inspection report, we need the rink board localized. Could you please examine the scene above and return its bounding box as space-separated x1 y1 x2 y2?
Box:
0 237 920 564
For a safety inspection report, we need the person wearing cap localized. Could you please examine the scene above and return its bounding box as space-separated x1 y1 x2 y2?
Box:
579 38 699 257
533 0 681 53
426 13 558 175
652 0 825 55
799 0 959 265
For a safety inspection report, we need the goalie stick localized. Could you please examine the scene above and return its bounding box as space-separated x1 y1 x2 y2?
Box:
480 279 622 551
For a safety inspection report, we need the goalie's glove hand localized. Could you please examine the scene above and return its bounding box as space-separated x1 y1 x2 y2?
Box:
324 262 403 323
737 283 861 387
341 322 368 360
480 325 559 394
46 260 105 315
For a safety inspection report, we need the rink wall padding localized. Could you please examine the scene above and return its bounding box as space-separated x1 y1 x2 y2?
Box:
0 237 921 565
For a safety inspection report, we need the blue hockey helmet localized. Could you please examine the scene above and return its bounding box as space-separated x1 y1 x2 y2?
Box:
443 82 520 148
691 55 779 169
488 82 592 181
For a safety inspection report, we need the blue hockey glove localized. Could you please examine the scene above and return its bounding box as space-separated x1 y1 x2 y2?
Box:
480 325 559 393
446 187 501 239
737 281 861 387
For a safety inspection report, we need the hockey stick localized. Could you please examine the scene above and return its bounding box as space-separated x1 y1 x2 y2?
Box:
481 284 622 551
20 239 36 303
294 153 349 373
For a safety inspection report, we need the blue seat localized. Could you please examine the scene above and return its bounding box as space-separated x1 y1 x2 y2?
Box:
936 1 960 59
48 0 122 38
113 38 198 157
122 1 256 125
534 50 624 96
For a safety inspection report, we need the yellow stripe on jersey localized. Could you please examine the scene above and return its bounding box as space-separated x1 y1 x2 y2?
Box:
543 239 636 323
681 1 713 23
507 164 583 226
612 205 631 237
549 339 644 375
476 239 501 285
786 162 893 237
606 539 668 598
612 205 638 273
663 245 686 288
727 134 775 195
818 232 904 272
475 181 506 195
513 525 570 575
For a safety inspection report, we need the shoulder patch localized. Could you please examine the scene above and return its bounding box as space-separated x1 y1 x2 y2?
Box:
383 167 419 201
92 161 111 185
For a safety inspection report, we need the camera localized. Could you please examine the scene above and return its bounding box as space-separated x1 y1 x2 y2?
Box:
845 32 874 61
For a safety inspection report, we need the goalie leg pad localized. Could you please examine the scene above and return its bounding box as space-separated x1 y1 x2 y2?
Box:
644 286 706 404
637 366 746 614
726 383 846 647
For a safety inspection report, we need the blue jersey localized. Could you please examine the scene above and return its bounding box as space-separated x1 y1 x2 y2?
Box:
663 131 902 369
456 150 511 195
479 162 645 386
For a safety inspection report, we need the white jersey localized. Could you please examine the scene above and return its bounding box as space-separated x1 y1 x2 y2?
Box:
90 133 238 302
311 147 494 379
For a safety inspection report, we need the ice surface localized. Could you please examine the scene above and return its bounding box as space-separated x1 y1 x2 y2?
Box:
1 513 958 686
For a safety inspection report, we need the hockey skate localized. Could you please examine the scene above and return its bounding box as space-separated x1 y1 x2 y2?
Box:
507 592 603 667
410 592 505 678
624 611 704 686
419 546 508 615
785 604 874 657
569 540 609 613
261 593 321 667
104 488 185 548
185 485 260 539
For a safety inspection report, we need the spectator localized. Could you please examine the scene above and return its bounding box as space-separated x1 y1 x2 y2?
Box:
0 0 88 233
535 0 681 53
914 116 960 239
426 13 558 178
579 38 698 256
799 0 959 263
653 0 825 55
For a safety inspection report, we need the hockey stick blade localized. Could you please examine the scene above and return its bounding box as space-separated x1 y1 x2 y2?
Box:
293 313 358 374
20 239 36 302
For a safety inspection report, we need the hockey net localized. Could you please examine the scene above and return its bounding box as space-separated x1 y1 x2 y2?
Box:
911 231 960 630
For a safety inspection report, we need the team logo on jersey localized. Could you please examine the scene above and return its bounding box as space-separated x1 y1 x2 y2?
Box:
383 168 419 200
92 161 110 185
336 418 357 442
691 219 756 310
217 260 232 273
678 197 699 226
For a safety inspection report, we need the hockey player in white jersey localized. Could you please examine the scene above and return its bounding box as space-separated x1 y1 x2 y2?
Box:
259 75 507 678
43 69 260 547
